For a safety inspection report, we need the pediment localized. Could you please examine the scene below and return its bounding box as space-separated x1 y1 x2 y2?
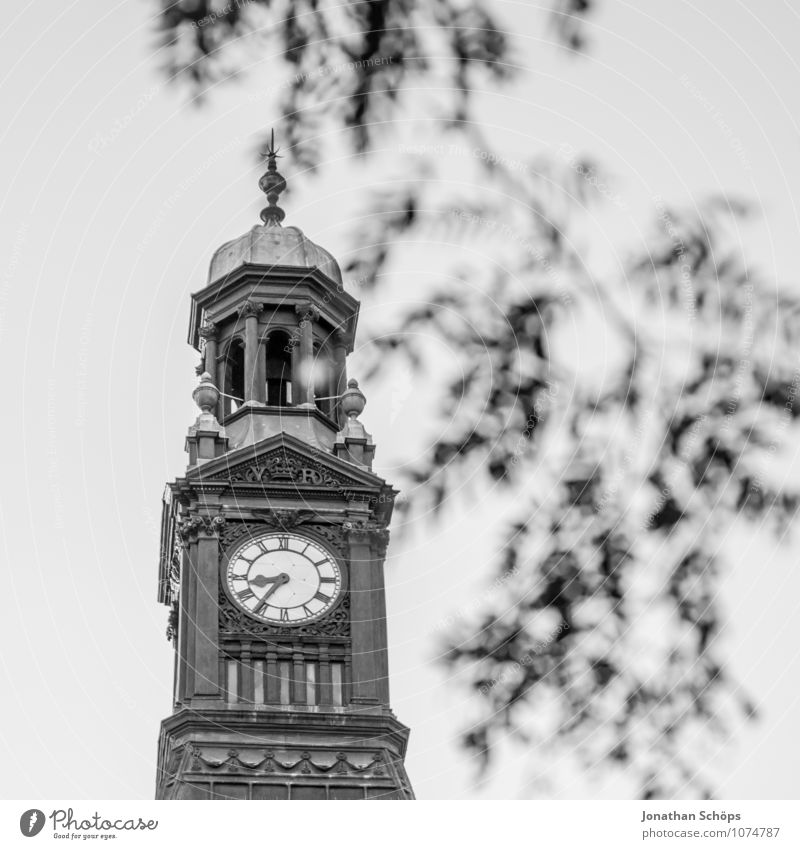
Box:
186 432 384 493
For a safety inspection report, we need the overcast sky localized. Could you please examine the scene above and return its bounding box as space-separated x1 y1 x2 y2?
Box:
1 0 799 799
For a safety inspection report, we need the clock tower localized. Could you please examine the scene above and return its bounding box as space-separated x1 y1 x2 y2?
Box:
155 138 414 800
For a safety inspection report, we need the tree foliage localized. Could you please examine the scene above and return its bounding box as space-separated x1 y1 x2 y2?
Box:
155 0 800 798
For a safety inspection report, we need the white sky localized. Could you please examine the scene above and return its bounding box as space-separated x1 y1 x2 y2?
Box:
1 0 799 799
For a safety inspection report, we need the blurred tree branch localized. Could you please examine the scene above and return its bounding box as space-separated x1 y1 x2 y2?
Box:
153 0 800 799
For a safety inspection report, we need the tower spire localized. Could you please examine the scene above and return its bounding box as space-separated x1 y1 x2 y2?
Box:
258 129 287 226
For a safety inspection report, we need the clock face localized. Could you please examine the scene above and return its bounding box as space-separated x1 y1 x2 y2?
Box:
225 533 342 625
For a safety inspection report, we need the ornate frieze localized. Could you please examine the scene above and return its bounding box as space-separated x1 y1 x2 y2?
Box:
188 746 386 778
220 520 344 558
219 592 350 638
224 450 357 491
249 507 316 529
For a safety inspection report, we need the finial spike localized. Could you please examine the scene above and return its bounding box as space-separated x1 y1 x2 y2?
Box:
259 129 287 226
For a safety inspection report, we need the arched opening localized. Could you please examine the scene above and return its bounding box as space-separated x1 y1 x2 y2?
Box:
225 338 246 414
265 331 292 406
313 342 334 417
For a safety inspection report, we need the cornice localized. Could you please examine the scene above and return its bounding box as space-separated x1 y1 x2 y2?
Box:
160 707 411 756
187 264 360 351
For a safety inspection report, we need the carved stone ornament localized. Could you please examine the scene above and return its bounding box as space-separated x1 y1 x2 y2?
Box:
343 517 378 536
198 322 219 340
223 448 361 493
165 601 179 643
331 329 351 349
187 746 386 778
178 514 226 543
242 300 264 318
249 507 316 529
373 528 391 558
295 302 320 322
219 590 350 638
341 520 390 557
220 521 344 559
169 541 181 596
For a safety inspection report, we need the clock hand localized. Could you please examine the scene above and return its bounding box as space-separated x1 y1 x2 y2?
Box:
251 574 286 588
253 573 290 612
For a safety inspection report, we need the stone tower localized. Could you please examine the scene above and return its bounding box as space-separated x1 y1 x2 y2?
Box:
155 137 413 800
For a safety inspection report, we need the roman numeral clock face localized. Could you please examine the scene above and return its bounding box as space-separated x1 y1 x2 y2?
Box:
225 533 342 625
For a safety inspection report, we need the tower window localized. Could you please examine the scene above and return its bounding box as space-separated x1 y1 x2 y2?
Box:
278 660 291 705
313 344 333 416
330 662 344 707
225 338 245 412
305 662 317 706
265 332 292 406
253 659 265 703
226 660 239 704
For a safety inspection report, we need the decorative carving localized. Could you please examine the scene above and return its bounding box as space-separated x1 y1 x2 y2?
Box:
178 516 201 543
187 746 388 778
168 541 181 598
219 521 344 562
331 329 351 349
242 300 264 318
219 591 350 638
178 514 226 543
374 528 391 558
223 448 361 493
219 521 258 551
198 322 218 340
164 743 185 783
342 519 391 557
307 523 347 554
249 508 316 529
295 302 320 321
259 131 287 225
166 601 179 643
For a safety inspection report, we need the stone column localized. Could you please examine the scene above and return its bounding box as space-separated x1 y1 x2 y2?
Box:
180 514 226 701
345 520 388 707
295 303 319 407
240 641 253 705
290 341 300 407
216 343 228 419
176 544 193 703
243 301 264 404
332 331 349 426
198 321 218 412
372 529 391 705
255 326 267 404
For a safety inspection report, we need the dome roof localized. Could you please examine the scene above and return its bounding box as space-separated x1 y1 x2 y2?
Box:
208 224 343 287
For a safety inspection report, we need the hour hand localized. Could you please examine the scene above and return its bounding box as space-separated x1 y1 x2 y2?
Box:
251 573 286 588
253 573 289 611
